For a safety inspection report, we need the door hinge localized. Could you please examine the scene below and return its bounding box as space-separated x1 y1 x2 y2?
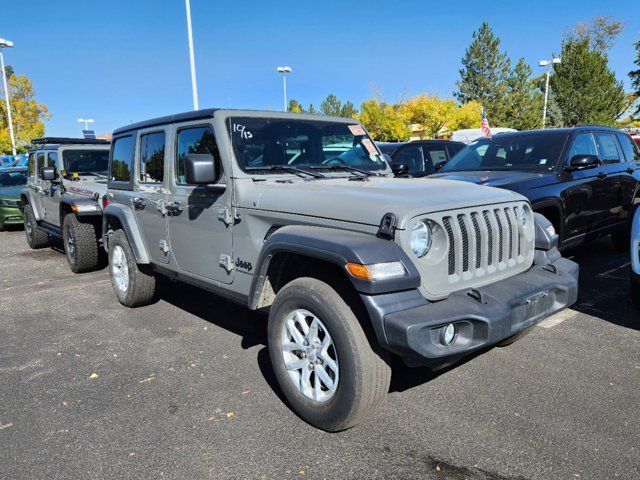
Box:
219 254 235 272
159 239 170 254
217 206 240 226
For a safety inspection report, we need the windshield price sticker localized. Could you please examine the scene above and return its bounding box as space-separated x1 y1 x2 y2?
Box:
362 138 378 155
348 125 366 136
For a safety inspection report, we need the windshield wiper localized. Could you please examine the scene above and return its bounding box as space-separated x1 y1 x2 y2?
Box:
245 165 325 179
309 165 381 177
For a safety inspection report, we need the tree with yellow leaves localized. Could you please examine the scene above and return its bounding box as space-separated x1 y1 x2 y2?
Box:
358 99 410 142
398 94 481 139
0 66 49 154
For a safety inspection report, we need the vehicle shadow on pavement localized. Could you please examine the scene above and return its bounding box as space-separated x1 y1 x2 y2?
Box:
564 237 640 331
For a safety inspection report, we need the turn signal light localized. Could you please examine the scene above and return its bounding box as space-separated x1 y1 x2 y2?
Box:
345 261 406 281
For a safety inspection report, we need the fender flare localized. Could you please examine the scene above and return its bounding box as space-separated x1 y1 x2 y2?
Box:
249 225 421 309
59 196 102 219
102 203 150 264
19 188 44 220
531 198 564 238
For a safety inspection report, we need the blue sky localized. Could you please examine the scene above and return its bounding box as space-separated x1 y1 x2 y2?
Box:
2 0 638 136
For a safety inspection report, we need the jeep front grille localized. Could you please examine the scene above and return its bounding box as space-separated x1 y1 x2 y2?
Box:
434 203 533 292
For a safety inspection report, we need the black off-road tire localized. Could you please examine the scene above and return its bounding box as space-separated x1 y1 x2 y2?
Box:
497 325 535 347
268 277 391 432
630 274 640 311
63 214 101 273
611 228 630 251
23 204 49 249
108 229 156 308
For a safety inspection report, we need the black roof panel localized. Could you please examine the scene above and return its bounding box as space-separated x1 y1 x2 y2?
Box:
31 137 110 146
113 108 219 136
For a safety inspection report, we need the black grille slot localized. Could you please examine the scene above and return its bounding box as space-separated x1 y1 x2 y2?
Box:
457 214 469 272
494 209 504 263
443 217 455 275
504 208 514 259
483 210 493 265
515 207 522 256
471 213 482 269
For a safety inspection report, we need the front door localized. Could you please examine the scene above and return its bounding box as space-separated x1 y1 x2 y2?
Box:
167 123 233 284
132 129 170 264
41 151 61 225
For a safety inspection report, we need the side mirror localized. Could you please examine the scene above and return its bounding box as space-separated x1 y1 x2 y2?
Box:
391 162 409 176
184 154 218 185
567 154 600 171
41 166 56 181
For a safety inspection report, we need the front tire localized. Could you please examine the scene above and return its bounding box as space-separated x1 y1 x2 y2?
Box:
23 204 49 249
63 214 100 273
108 229 156 307
268 277 391 431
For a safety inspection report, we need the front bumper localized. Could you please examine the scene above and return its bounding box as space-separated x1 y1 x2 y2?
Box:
361 255 579 368
0 205 23 226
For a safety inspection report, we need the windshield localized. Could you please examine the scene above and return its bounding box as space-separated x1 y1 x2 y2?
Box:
0 169 27 187
440 134 568 173
62 149 109 175
228 117 387 172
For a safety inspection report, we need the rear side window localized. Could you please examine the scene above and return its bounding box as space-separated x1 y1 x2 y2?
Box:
616 133 640 163
394 145 424 174
594 133 621 164
36 152 45 177
28 152 36 176
110 136 135 183
139 131 165 183
176 125 219 184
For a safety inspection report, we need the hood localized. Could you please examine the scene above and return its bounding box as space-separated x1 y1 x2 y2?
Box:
64 178 107 199
0 186 23 201
253 176 526 229
431 170 552 190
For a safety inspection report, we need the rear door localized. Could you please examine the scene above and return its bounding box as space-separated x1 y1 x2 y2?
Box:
132 128 170 264
32 151 47 219
166 122 234 283
592 132 626 230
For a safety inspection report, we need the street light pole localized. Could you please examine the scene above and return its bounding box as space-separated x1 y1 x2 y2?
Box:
77 118 95 130
538 57 561 129
184 0 199 111
277 66 292 112
0 38 17 156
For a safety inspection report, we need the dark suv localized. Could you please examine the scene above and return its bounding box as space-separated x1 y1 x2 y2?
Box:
431 127 640 250
378 140 465 177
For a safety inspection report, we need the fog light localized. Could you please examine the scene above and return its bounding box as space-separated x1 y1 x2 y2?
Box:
441 323 456 345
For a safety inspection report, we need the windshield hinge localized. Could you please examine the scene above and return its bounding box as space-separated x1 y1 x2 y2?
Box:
377 212 397 240
219 254 235 272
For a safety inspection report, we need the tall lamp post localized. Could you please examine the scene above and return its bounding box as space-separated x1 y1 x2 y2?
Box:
277 66 292 112
0 38 17 156
538 57 561 129
77 118 95 130
184 0 199 110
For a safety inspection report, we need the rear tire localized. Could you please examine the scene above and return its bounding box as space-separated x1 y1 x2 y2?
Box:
268 277 391 431
23 204 49 249
63 214 100 273
108 229 156 307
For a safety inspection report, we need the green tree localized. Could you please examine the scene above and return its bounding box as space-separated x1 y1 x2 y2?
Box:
550 38 626 126
455 22 511 125
504 58 544 130
0 67 49 154
358 99 410 141
287 99 304 113
320 93 359 118
340 101 358 119
630 35 640 117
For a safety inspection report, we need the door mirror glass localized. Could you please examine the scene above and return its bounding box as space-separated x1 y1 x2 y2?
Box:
568 154 600 170
391 162 409 176
184 154 218 184
41 166 56 181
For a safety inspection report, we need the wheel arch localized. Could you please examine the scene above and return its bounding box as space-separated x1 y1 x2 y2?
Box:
532 199 564 242
102 203 150 264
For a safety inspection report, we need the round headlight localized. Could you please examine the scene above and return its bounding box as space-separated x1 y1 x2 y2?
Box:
520 208 527 227
411 221 432 258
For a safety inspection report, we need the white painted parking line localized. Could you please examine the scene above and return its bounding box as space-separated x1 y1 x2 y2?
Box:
539 309 578 328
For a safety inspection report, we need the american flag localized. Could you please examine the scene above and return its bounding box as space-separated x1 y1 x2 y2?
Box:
481 107 492 139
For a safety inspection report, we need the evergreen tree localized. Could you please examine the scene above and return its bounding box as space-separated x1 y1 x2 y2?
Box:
630 35 640 117
550 38 626 126
504 58 544 130
455 22 511 125
320 94 342 116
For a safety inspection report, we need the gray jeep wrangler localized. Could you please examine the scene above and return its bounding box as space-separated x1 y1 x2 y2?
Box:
102 109 578 431
20 137 111 273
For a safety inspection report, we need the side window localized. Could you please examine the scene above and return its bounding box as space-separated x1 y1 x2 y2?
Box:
110 135 135 183
616 133 640 163
139 131 165 183
424 146 448 171
394 146 424 174
176 125 219 184
594 133 621 164
36 152 45 178
567 133 597 161
46 152 58 176
447 144 463 159
28 152 36 176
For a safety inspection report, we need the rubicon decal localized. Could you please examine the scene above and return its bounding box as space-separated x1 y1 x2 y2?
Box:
68 186 96 197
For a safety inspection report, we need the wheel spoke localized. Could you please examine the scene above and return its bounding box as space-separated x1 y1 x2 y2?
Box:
300 363 312 395
313 370 322 401
282 341 304 352
308 318 319 343
315 365 334 390
285 318 306 346
320 352 338 374
285 358 306 371
294 310 310 335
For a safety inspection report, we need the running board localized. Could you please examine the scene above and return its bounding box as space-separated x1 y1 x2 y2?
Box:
36 222 62 239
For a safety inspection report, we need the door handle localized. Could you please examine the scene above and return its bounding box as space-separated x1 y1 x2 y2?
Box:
166 201 183 216
132 197 146 210
627 168 635 174
597 172 607 179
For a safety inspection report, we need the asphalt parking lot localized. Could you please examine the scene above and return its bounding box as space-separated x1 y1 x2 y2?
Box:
1 228 639 480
